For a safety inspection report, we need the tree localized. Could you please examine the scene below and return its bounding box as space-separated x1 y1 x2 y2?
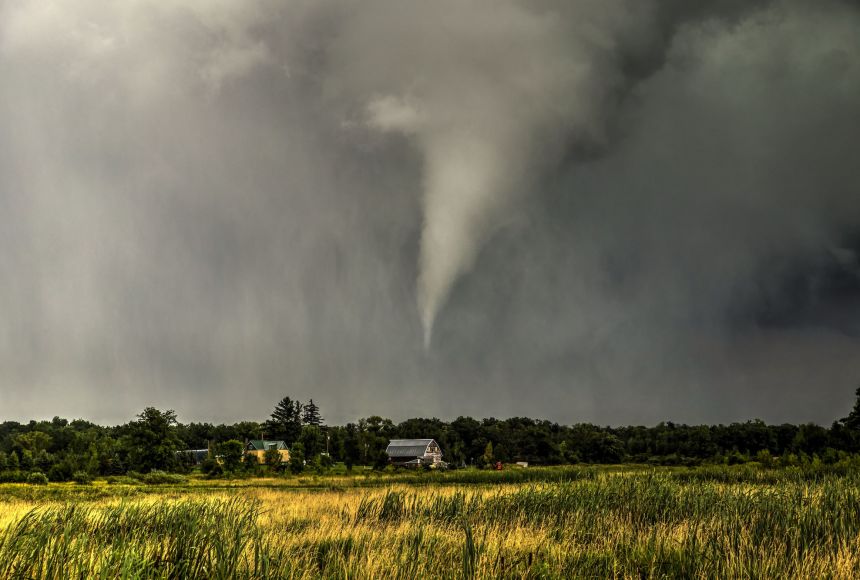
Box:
19 449 33 471
343 423 361 471
217 440 245 473
302 399 323 426
373 449 389 471
299 425 325 459
264 447 283 470
13 431 52 453
841 386 860 431
481 442 495 468
267 397 303 445
289 443 305 475
124 408 183 473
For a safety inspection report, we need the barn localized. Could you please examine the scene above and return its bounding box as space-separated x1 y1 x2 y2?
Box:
385 439 445 468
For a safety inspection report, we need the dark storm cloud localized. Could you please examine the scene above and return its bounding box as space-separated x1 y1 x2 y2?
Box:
0 0 858 426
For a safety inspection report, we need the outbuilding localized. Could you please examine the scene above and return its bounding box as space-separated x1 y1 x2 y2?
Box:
385 439 445 468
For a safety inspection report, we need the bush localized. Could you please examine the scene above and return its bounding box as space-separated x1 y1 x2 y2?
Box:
203 461 225 479
200 457 219 475
0 470 27 483
27 472 49 485
72 471 93 485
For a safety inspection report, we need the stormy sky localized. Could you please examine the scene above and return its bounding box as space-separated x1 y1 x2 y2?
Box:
0 0 859 427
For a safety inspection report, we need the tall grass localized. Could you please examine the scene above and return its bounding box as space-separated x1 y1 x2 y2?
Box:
1 467 859 578
0 498 264 579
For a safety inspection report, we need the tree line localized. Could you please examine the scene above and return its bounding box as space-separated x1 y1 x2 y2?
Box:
2 390 860 481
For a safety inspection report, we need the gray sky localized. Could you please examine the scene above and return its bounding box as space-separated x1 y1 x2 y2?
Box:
0 0 858 426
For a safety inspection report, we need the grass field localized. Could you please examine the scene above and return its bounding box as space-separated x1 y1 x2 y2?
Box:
1 466 859 579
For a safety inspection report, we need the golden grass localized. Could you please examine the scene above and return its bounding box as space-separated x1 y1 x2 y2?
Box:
1 470 859 578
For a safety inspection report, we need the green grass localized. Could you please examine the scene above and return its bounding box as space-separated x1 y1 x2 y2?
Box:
1 465 859 578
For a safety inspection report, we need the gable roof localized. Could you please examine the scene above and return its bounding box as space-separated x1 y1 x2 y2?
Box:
246 440 287 451
386 439 440 458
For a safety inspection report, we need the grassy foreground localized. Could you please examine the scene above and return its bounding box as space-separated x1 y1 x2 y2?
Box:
1 466 859 578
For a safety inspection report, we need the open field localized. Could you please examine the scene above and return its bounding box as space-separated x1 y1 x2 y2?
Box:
1 466 859 579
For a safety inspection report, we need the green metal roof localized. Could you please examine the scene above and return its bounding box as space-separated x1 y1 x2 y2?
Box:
246 440 287 451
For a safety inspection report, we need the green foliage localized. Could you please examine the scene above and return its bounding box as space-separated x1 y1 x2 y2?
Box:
0 470 27 483
216 440 245 473
27 472 48 485
481 442 494 468
72 471 92 485
200 456 222 478
263 447 283 470
0 387 859 482
343 423 361 471
18 449 34 471
267 397 303 445
289 443 305 475
299 425 325 458
13 431 52 453
373 449 389 471
124 407 183 473
302 399 323 426
843 386 860 430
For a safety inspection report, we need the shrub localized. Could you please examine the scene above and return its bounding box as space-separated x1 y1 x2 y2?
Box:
200 457 219 475
27 472 49 485
72 471 93 485
0 470 27 483
204 461 225 479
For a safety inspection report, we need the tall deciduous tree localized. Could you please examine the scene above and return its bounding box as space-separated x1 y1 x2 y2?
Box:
217 440 245 473
124 407 183 473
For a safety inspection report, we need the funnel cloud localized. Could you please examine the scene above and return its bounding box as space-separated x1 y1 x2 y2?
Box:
0 0 859 425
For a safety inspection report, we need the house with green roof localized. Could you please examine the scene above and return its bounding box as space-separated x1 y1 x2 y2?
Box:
245 440 290 464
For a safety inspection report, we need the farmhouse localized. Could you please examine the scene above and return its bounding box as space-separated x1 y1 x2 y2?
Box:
386 438 445 468
245 440 290 464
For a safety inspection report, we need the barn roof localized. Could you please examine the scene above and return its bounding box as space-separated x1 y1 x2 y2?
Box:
386 439 438 458
246 440 287 451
